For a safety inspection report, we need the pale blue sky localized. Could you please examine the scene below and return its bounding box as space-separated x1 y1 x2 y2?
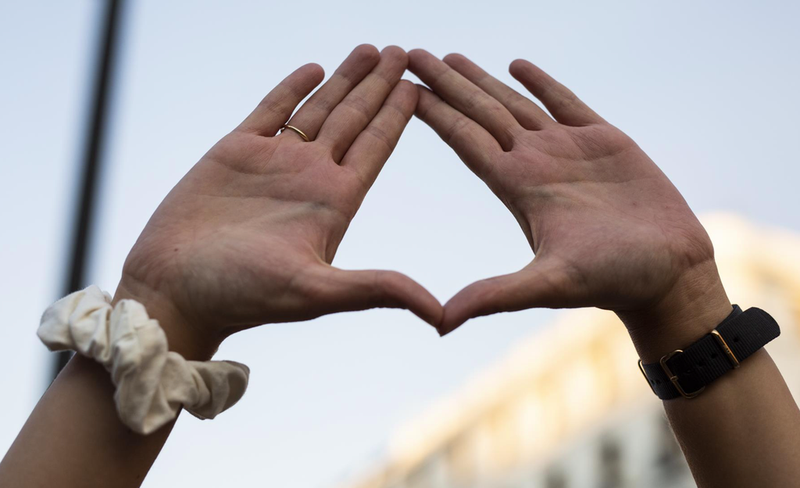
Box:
1 1 799 486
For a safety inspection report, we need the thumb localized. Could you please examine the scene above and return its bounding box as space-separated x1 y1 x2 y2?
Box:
314 267 443 329
442 261 568 336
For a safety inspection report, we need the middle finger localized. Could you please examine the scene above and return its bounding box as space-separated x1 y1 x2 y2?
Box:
316 46 408 162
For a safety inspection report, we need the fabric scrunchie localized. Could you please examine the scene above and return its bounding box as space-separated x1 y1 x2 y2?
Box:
38 285 250 435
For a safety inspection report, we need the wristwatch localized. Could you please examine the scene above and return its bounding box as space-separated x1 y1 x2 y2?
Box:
638 305 781 399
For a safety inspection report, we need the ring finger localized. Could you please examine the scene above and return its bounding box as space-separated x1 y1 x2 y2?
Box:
279 44 381 142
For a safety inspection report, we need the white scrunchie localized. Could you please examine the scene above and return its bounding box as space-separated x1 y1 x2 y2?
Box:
38 285 250 435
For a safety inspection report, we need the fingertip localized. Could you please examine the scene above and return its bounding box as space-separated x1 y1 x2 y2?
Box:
438 307 468 337
396 79 417 92
414 289 445 330
413 84 437 116
299 62 326 84
440 298 472 336
375 270 443 329
414 83 437 99
397 78 415 89
409 305 443 331
425 307 446 331
444 53 486 80
408 84 420 106
509 58 529 68
441 278 504 334
381 81 418 115
395 80 419 106
338 45 381 80
442 52 466 66
438 328 456 338
352 43 380 62
382 44 406 55
382 45 408 64
509 59 535 77
407 48 432 69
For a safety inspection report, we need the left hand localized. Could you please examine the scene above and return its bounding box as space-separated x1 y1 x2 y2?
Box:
116 46 442 359
408 50 730 351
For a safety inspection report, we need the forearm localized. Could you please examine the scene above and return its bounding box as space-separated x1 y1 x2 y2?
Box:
665 349 800 487
0 356 175 488
0 285 208 488
621 263 800 487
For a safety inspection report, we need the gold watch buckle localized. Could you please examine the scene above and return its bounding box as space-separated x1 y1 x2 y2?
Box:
637 360 657 395
710 329 740 368
660 350 705 399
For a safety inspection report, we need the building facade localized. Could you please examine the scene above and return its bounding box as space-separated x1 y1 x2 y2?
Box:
340 215 800 488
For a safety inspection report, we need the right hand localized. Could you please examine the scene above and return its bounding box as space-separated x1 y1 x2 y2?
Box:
115 46 442 359
408 50 731 356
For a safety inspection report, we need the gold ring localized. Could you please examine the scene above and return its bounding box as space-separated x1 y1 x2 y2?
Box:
280 124 311 142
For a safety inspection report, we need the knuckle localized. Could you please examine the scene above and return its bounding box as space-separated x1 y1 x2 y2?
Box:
463 90 485 111
371 273 392 307
372 70 395 91
505 92 531 112
258 98 286 120
445 117 471 145
428 64 454 90
342 93 373 124
365 124 395 152
343 166 372 194
376 272 406 305
416 94 437 119
306 94 337 114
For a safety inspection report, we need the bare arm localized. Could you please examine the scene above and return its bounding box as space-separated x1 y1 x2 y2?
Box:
0 45 441 488
408 49 800 487
0 357 176 488
629 295 800 487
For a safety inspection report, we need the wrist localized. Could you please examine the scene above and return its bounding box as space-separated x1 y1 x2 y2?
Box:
113 278 221 361
618 260 733 363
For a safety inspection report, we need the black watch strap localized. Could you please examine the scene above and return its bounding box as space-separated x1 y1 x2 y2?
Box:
639 306 780 400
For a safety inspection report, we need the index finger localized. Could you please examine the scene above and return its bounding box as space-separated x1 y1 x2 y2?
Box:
408 49 522 150
509 59 604 126
443 53 555 131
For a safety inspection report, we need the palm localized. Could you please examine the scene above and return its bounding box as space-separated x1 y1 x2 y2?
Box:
126 135 350 327
119 46 442 342
512 126 711 304
409 51 715 334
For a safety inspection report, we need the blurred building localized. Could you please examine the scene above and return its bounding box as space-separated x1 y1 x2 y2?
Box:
339 214 800 488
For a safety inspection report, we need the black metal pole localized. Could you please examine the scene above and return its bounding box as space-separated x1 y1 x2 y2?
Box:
53 0 125 379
